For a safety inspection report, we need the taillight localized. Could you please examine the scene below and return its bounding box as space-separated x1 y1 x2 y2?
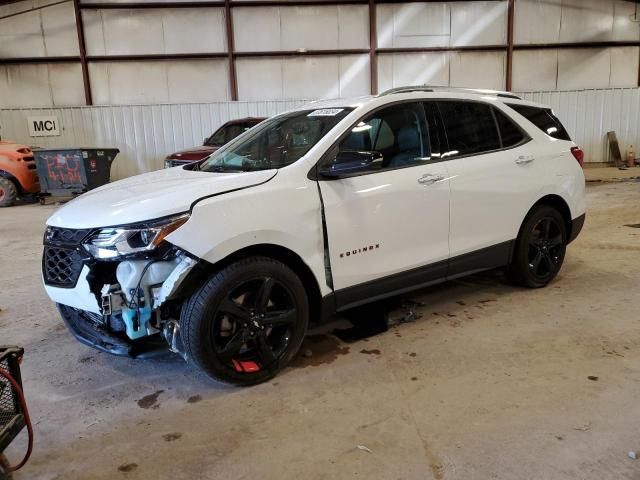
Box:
571 146 584 166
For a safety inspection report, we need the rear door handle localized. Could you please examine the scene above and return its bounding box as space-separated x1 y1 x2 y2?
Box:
515 155 535 165
418 173 445 185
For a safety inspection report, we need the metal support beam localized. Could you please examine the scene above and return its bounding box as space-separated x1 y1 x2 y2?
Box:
72 0 93 105
377 45 506 54
506 0 514 91
369 0 378 95
224 0 239 101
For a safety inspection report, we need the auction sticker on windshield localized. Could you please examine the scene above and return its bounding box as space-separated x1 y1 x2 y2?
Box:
308 109 344 117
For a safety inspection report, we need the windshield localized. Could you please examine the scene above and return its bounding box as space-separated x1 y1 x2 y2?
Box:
205 123 256 147
200 108 352 172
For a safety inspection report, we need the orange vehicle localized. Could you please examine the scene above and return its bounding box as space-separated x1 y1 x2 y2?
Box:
0 142 40 207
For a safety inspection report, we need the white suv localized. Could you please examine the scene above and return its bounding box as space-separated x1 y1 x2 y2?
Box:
42 87 586 385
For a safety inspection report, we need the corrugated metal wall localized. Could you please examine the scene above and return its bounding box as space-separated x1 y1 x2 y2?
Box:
520 88 640 164
1 88 638 179
0 100 306 179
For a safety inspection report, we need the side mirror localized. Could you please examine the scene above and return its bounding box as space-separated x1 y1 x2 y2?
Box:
319 151 383 178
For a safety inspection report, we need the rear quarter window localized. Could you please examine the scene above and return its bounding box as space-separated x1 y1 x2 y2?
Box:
507 104 571 141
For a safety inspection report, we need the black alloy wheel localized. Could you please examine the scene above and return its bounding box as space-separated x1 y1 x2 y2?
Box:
527 217 564 279
181 257 308 385
510 205 567 288
213 277 297 372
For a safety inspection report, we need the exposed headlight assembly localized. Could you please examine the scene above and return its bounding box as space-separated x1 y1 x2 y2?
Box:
83 213 190 259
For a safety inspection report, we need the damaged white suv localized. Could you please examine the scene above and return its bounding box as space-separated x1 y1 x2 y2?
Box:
43 87 586 385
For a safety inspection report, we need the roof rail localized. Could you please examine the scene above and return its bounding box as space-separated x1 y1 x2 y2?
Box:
378 85 522 100
378 86 435 96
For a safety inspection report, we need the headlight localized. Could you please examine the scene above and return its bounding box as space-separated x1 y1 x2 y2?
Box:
83 214 189 259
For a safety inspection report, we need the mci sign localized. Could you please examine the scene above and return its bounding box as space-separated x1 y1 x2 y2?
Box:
28 116 61 137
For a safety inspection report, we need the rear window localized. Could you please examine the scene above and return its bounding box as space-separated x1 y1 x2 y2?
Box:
507 104 571 141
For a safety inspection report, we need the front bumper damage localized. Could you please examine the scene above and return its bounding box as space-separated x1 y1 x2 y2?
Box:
43 242 197 358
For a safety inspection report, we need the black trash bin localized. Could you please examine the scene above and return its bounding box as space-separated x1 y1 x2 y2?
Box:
34 148 119 202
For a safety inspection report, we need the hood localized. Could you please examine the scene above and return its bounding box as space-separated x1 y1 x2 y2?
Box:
166 145 219 161
47 167 277 229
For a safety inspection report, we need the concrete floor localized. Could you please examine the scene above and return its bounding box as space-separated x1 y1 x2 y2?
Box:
1 181 640 480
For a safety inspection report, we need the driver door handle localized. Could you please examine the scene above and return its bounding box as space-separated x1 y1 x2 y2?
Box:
418 173 445 185
515 155 535 165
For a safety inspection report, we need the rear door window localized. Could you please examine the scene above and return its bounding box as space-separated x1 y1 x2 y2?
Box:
506 104 571 141
437 101 501 158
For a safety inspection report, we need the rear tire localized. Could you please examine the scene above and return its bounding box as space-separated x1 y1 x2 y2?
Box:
509 205 567 288
180 256 309 386
0 177 17 207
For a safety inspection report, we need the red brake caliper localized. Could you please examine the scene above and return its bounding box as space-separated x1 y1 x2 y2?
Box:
232 359 261 373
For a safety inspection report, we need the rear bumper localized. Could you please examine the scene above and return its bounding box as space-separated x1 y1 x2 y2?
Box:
568 213 586 244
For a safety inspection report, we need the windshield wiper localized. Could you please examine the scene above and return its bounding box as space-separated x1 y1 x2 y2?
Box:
207 165 246 173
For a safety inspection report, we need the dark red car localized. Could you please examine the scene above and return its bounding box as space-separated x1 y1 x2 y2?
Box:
164 117 266 168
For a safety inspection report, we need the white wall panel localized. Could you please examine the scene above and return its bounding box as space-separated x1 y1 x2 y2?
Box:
234 5 368 52
0 64 84 107
0 11 45 58
40 3 79 56
83 9 226 56
377 52 449 92
237 55 369 100
89 60 230 105
515 0 640 45
338 55 370 97
450 1 506 46
233 8 281 52
0 0 78 57
512 50 558 92
0 2 78 57
610 47 640 88
514 47 639 91
376 3 450 49
450 51 506 90
514 0 561 44
48 64 86 106
612 1 640 41
166 60 230 102
337 6 370 50
558 48 612 90
236 58 283 100
0 100 306 178
559 0 614 43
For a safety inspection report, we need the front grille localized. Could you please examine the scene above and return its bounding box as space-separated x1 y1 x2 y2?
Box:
46 227 91 245
43 227 92 288
167 159 193 167
43 247 85 287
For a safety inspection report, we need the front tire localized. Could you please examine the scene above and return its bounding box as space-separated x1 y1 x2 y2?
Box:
181 256 309 386
509 206 567 288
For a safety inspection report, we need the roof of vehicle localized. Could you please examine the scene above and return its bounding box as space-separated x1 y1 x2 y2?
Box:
295 86 549 112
